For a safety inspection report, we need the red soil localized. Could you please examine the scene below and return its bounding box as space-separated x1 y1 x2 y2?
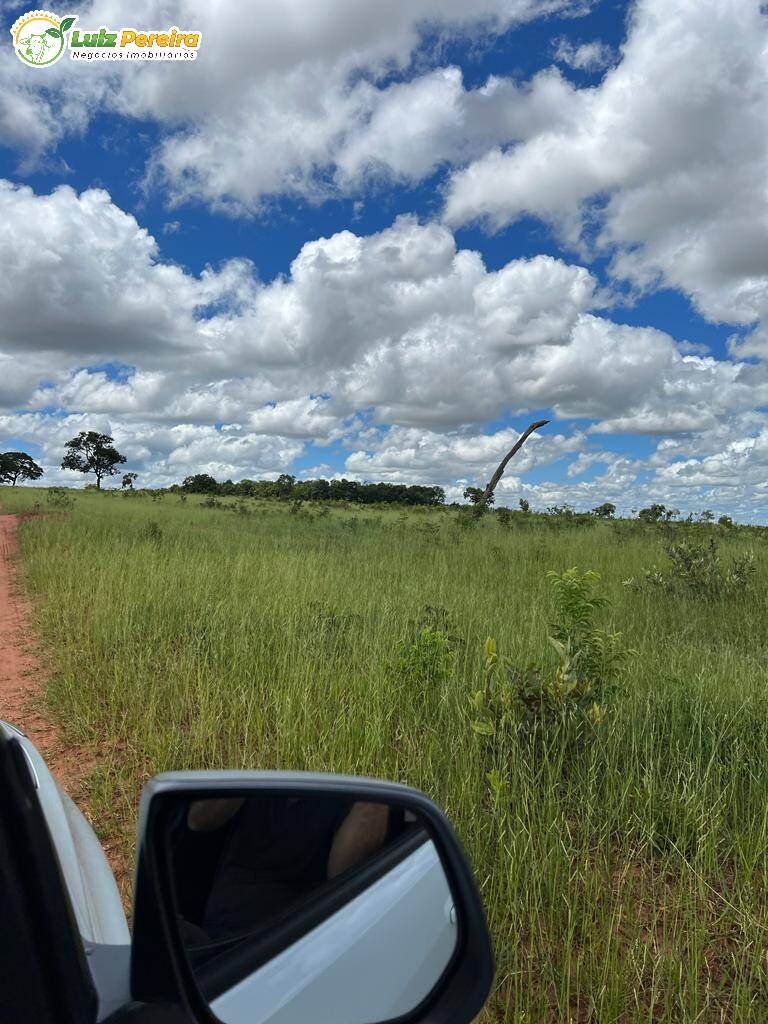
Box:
0 513 127 889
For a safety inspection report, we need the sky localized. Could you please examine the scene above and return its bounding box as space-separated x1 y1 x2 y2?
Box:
1 0 767 520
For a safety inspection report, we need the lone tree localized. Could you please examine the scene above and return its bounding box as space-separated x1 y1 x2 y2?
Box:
61 431 126 489
0 451 43 486
592 502 616 519
182 473 218 494
480 419 549 507
121 472 138 490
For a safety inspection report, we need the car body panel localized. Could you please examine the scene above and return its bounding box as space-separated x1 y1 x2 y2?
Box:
0 720 129 947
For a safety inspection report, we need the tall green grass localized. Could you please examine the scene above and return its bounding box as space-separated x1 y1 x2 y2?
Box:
4 486 768 1022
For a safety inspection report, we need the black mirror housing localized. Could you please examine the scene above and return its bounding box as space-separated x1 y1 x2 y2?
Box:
130 771 493 1024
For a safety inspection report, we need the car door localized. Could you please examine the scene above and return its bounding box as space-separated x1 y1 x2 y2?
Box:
0 728 98 1024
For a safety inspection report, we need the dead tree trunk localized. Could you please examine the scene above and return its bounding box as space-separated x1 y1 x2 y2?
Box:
481 419 549 506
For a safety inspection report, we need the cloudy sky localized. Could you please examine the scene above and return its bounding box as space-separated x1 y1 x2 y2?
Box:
2 0 767 519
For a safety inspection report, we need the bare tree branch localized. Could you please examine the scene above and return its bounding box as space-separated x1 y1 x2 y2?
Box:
481 419 549 506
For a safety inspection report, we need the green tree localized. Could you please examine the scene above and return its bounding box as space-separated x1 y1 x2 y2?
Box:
61 432 126 489
121 472 138 490
275 473 296 498
464 486 494 507
182 473 219 494
0 451 43 486
637 503 667 523
592 502 616 519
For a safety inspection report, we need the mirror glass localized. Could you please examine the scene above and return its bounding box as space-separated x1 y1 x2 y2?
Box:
162 790 460 1024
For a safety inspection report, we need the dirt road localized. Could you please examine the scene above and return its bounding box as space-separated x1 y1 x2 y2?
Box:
0 513 98 822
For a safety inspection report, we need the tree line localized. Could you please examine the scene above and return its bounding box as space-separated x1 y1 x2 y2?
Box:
0 433 739 525
179 472 446 506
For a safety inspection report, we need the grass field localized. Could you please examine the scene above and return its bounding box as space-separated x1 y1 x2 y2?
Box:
3 484 768 1022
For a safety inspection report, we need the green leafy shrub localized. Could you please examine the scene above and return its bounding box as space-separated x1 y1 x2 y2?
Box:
395 624 457 694
470 568 630 752
625 538 756 596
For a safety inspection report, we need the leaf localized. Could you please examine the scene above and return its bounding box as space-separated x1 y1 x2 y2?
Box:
548 636 567 658
470 719 494 736
59 16 76 32
46 27 62 37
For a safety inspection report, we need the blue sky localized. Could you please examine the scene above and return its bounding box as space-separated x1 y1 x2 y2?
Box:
1 0 767 519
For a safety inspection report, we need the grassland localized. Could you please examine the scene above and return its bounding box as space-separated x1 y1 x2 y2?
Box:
3 484 768 1022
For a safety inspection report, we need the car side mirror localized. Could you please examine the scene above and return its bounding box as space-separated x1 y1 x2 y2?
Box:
130 772 493 1024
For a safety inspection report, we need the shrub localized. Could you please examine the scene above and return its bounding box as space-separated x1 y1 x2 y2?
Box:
470 568 630 756
625 538 756 597
46 487 73 509
395 626 456 693
496 507 513 528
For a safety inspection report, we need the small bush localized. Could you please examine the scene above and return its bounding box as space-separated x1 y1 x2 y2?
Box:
496 507 513 528
470 568 630 759
46 488 73 509
395 626 456 694
625 538 756 597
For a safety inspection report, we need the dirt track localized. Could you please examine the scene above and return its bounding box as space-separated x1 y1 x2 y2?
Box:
0 514 100 829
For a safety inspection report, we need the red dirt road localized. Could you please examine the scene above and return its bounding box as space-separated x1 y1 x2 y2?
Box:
0 513 96 808
0 512 129 900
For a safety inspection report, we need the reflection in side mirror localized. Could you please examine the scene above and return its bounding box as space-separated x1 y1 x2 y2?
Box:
163 792 459 1024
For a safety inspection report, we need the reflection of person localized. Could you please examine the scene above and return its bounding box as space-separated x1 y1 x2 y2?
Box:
185 797 389 939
